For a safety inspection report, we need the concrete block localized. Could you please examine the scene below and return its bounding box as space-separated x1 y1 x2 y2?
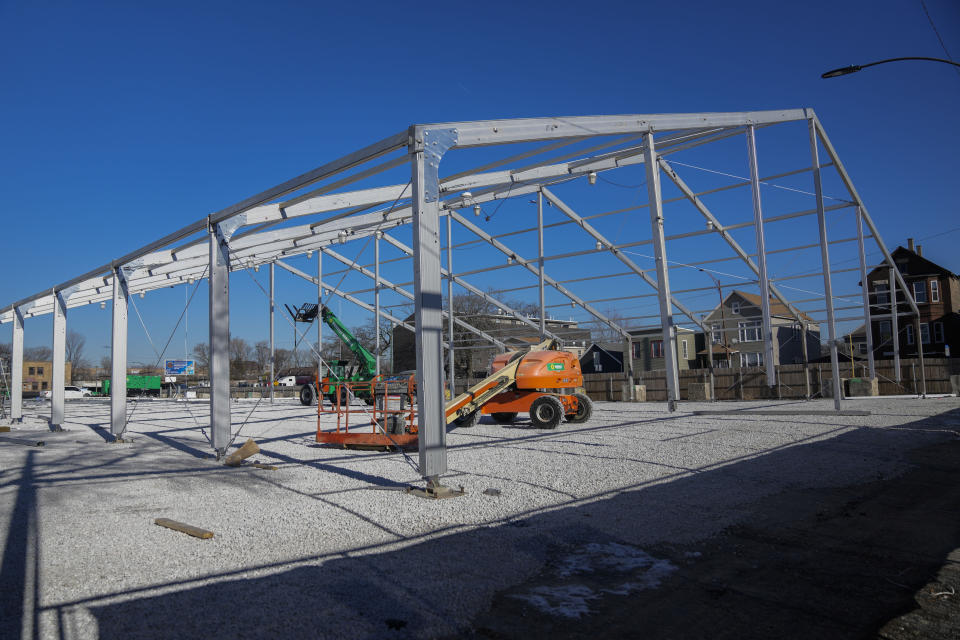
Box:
687 382 712 401
633 385 647 402
951 374 960 396
847 377 879 397
822 378 848 399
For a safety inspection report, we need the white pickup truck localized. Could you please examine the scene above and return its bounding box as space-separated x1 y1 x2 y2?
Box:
41 386 92 399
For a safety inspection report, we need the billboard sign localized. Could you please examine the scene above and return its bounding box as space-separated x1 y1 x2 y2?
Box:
165 360 195 375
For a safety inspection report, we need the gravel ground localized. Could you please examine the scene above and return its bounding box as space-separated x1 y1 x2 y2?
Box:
1 395 958 639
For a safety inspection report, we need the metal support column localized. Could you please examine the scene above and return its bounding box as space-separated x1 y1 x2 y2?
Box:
10 307 23 422
110 267 129 437
808 119 842 410
707 325 715 401
269 261 275 404
914 314 927 397
208 223 231 455
537 189 546 339
445 219 454 393
624 336 635 401
51 290 66 430
411 130 449 482
856 208 876 380
801 323 811 399
644 132 679 411
376 232 383 377
890 267 901 382
317 251 323 383
746 126 775 388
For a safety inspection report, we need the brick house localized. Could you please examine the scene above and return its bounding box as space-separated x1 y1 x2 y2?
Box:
864 240 959 359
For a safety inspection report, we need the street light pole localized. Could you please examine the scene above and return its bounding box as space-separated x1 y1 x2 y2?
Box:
822 56 960 78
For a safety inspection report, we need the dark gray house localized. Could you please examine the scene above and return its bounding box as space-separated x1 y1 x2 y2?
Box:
580 342 624 374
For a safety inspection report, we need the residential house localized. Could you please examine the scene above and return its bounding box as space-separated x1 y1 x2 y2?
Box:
702 290 820 369
864 239 959 359
580 342 624 374
629 326 700 372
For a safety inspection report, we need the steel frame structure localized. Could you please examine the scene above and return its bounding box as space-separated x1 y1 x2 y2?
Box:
2 109 925 486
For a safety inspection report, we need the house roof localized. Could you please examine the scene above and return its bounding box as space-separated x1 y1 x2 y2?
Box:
726 290 815 323
583 342 623 364
866 246 959 280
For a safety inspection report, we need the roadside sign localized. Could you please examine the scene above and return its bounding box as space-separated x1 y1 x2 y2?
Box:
165 360 195 375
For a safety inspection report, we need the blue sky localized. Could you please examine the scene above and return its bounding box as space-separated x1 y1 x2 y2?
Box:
1 0 958 366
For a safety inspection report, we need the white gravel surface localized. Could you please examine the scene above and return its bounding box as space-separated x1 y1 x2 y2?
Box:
1 395 958 639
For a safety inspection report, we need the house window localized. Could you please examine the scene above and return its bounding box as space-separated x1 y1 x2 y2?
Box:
28 366 35 375
592 350 602 372
906 324 914 345
933 322 944 343
879 320 891 340
731 301 741 314
912 281 927 304
740 352 763 367
920 323 930 345
874 283 889 305
41 381 48 390
633 342 643 359
858 343 867 354
930 279 940 303
37 366 44 376
738 321 760 342
681 339 689 359
651 340 664 358
711 323 722 344
32 382 38 391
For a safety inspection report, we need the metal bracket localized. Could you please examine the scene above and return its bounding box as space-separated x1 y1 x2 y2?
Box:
421 127 458 203
407 476 465 500
217 213 246 242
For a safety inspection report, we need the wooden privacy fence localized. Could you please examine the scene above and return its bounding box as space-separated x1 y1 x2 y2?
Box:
580 357 959 402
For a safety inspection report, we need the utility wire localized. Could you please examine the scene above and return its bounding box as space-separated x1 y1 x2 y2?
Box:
919 0 960 79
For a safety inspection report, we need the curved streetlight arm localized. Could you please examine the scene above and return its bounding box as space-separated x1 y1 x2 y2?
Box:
822 56 960 78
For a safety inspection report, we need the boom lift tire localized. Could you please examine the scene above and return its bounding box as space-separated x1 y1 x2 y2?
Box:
529 395 564 429
299 384 316 406
564 392 593 424
491 412 518 425
453 410 480 428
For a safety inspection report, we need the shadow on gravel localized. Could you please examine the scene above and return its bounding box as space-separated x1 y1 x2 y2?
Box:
48 408 960 638
0 450 37 640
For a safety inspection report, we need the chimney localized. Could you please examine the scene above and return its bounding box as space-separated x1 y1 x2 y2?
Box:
908 238 914 252
916 244 923 257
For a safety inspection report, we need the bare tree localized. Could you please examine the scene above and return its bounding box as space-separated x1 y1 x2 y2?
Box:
273 348 293 374
254 340 271 374
100 355 112 373
191 343 210 369
229 337 251 364
24 346 52 361
0 342 11 360
66 330 87 372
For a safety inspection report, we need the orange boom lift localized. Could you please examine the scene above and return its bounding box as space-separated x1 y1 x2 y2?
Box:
317 339 592 449
445 338 592 429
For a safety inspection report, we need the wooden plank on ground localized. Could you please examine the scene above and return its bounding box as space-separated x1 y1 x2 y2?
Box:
154 518 214 539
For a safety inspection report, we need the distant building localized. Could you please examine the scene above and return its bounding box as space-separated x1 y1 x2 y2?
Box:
864 240 959 359
702 290 820 368
21 361 72 397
